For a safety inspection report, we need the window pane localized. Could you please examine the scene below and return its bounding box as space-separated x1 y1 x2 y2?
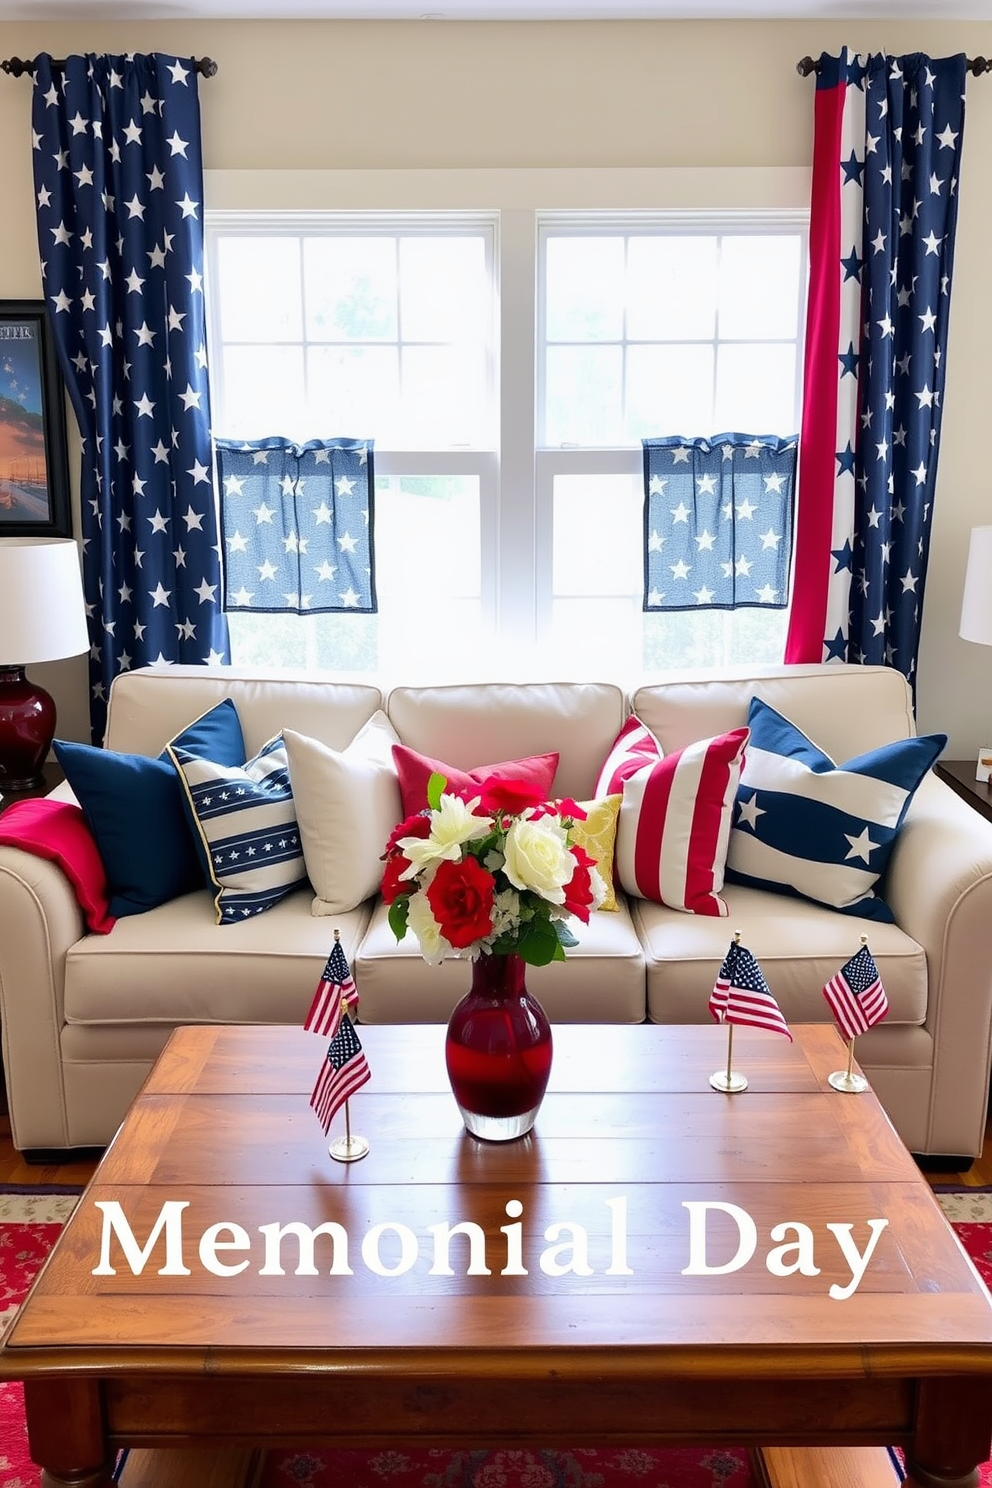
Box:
307 345 399 442
400 236 489 343
626 344 715 442
374 473 484 673
553 474 642 596
216 238 302 342
303 237 397 342
545 345 623 446
626 236 718 341
715 343 797 434
401 345 490 448
546 237 624 342
220 345 306 440
718 235 802 340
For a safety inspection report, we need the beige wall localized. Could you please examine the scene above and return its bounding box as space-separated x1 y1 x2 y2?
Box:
0 18 989 748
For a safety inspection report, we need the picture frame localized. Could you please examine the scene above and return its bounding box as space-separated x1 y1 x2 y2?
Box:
0 300 71 538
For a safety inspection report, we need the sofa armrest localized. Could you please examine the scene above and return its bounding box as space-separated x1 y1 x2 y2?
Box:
0 844 87 1151
885 771 992 1156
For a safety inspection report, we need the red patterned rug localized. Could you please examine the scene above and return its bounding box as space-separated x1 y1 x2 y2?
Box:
2 1186 992 1487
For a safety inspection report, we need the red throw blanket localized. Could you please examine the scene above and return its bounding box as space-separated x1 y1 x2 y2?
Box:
0 799 115 933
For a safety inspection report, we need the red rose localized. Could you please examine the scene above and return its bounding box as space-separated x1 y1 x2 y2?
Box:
380 854 411 905
425 856 496 950
384 811 431 856
474 777 548 815
562 843 597 923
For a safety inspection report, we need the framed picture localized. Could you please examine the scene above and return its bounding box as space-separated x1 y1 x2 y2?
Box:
0 300 71 538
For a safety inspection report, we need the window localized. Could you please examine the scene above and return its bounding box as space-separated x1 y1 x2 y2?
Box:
205 204 807 677
537 217 806 674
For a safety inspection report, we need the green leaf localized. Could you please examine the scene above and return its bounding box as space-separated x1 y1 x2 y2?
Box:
388 896 410 943
426 772 447 811
516 916 561 967
555 921 579 949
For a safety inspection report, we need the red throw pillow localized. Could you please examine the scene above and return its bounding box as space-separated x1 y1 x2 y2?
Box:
0 798 116 934
392 745 559 817
596 716 749 917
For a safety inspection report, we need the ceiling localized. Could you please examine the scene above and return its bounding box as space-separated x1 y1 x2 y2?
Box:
3 0 991 19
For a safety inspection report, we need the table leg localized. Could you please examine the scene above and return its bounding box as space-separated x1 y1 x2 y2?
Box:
25 1377 116 1488
904 1378 992 1488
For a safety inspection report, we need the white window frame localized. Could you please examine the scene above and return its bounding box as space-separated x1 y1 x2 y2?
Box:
204 169 810 673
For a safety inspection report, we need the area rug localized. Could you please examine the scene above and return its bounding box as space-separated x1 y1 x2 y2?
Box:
3 1186 992 1488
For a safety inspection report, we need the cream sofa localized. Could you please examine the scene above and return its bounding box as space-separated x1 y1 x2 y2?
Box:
1 661 991 1161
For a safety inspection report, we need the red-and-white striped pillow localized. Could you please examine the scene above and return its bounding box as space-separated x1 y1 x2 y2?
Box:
595 716 750 917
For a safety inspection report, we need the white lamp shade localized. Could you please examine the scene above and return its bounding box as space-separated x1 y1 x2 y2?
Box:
0 538 88 666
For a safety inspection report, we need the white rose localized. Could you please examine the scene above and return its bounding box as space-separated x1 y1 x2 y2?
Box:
502 816 573 904
407 890 452 965
397 793 493 879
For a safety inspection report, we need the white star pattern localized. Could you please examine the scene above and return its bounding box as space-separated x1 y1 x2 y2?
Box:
793 48 964 679
643 437 795 615
216 439 376 615
30 52 229 734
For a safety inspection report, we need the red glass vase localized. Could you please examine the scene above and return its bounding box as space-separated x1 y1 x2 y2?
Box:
445 951 553 1142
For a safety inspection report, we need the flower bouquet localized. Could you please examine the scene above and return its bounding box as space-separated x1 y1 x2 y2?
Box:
381 772 607 965
381 772 608 1140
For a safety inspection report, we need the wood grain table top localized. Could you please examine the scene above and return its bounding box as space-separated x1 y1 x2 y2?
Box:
6 1021 992 1384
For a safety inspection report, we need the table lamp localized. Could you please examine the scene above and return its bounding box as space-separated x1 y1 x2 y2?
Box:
960 526 992 649
0 538 88 791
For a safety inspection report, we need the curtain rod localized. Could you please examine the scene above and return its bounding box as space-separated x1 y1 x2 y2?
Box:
1 55 218 78
797 53 989 77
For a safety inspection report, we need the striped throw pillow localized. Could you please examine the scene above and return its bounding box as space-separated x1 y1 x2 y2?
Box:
169 734 308 924
596 716 750 917
726 698 946 922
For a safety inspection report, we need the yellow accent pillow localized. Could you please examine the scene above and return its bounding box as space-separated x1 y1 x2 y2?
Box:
569 795 622 912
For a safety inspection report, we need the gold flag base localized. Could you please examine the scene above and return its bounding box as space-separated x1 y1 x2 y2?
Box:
828 1070 868 1094
709 1069 748 1093
329 1134 370 1162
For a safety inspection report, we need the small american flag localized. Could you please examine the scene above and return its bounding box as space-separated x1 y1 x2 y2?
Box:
303 933 358 1040
823 943 888 1042
310 1013 370 1135
710 939 792 1041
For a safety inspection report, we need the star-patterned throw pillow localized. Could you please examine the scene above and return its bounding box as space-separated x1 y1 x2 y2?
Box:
725 697 946 922
168 734 308 925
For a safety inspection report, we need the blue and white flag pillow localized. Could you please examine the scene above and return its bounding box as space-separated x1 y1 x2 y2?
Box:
169 735 308 924
726 698 945 922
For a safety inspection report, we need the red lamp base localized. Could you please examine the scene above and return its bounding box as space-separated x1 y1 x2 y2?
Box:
0 666 57 792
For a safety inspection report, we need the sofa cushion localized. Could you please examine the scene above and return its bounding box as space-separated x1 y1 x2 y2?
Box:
284 712 403 917
596 716 749 918
568 795 621 911
385 682 626 801
170 734 308 924
392 743 559 815
355 897 646 1024
726 698 946 922
54 699 246 919
64 890 371 1025
633 883 928 1028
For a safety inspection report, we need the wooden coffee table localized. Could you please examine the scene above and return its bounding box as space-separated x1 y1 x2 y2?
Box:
4 1022 992 1488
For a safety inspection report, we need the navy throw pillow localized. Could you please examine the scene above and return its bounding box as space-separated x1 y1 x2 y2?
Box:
54 699 246 918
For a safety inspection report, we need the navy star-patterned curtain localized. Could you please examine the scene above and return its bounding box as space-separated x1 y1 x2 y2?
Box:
31 52 230 741
215 438 376 614
786 49 966 687
642 435 796 611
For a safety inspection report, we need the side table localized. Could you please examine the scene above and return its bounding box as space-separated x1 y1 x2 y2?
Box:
935 759 992 825
0 760 64 818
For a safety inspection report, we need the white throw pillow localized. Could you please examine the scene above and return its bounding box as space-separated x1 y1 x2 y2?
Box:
284 713 403 916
